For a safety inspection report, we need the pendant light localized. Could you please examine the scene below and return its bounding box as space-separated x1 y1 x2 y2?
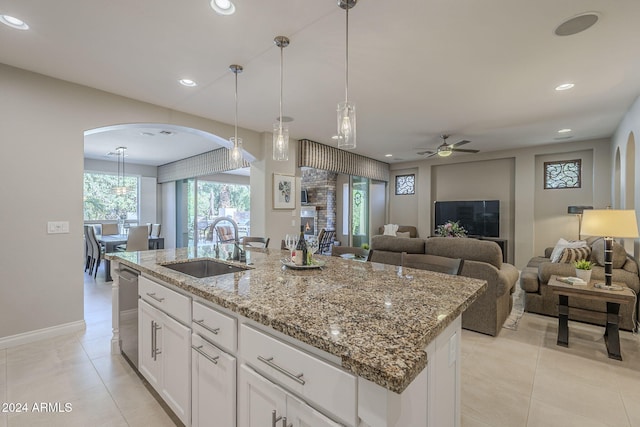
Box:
113 146 127 195
229 64 244 169
273 36 290 161
337 0 357 150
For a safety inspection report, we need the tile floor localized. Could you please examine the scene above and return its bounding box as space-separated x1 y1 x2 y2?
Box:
1 265 639 426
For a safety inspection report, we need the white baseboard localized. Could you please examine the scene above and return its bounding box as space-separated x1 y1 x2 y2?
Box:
0 320 86 350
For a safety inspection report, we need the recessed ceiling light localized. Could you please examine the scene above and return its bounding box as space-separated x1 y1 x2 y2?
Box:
331 135 339 140
555 83 575 91
210 0 235 15
558 128 572 133
179 79 197 87
0 15 29 30
385 154 393 157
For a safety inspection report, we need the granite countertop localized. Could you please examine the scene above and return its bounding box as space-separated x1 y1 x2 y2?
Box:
107 245 486 393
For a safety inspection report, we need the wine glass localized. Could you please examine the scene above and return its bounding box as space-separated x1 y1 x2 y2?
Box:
285 234 298 262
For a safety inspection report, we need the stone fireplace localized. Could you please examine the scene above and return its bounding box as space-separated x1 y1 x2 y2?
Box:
301 168 337 235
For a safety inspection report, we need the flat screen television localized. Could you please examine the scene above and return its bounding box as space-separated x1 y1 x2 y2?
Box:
301 189 309 204
434 200 500 237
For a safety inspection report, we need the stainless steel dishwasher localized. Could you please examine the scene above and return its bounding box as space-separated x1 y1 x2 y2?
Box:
117 266 140 369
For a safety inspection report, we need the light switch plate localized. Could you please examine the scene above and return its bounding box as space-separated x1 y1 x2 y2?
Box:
48 221 70 234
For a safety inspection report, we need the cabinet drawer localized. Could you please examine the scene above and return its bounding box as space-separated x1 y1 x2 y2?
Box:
241 324 356 426
139 276 191 324
192 301 237 353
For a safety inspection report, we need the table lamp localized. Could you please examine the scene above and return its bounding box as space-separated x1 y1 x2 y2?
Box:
580 209 639 288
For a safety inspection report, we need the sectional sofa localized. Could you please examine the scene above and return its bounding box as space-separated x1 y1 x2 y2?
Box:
370 235 519 336
520 237 640 331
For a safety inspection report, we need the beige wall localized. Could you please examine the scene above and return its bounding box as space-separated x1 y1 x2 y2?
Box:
389 168 419 233
0 63 260 341
533 150 594 253
389 139 611 268
611 94 640 258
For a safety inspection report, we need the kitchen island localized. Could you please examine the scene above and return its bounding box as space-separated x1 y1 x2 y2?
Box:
108 245 486 427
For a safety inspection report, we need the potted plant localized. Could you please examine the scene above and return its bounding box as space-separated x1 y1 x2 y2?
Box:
574 259 593 282
435 220 468 237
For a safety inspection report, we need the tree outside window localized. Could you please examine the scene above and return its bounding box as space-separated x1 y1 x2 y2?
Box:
84 172 139 221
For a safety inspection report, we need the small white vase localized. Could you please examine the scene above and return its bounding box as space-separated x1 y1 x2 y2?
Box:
575 269 592 283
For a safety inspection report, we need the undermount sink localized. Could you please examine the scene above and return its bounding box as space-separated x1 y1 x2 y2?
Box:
162 259 248 278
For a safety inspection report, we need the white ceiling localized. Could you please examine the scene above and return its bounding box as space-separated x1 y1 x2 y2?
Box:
2 0 640 166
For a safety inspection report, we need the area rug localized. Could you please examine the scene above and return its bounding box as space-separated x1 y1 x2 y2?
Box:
503 281 525 331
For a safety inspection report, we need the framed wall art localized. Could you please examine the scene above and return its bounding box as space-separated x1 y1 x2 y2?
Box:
273 173 296 209
544 159 582 189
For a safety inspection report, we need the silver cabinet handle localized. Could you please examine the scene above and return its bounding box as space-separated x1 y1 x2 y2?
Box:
151 320 155 359
191 345 219 365
271 410 282 427
258 356 305 385
146 292 165 303
192 318 220 335
152 321 162 360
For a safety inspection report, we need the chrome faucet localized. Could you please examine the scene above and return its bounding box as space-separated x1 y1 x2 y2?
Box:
209 216 244 261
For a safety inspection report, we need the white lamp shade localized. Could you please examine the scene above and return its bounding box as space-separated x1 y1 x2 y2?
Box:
580 209 639 238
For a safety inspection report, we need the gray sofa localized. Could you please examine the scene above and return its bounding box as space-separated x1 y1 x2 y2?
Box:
520 237 640 331
370 235 520 336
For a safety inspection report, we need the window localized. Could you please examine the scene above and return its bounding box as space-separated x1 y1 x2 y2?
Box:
83 172 139 221
544 159 581 189
395 174 415 195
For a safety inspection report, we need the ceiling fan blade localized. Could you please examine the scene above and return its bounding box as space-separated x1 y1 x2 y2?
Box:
451 140 471 148
426 152 438 158
417 150 435 156
451 148 480 153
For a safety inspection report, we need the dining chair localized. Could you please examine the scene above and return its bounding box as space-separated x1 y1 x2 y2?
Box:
369 250 403 266
86 225 103 278
215 225 236 244
150 224 161 238
116 225 149 252
84 225 93 272
402 252 464 275
280 239 288 250
242 236 270 248
318 229 336 254
101 223 119 235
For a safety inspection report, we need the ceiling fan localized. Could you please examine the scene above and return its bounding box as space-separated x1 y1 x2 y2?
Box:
417 135 480 158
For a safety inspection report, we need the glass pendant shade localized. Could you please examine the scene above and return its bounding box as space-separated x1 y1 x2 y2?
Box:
337 101 356 149
272 123 289 161
112 146 127 194
229 136 243 168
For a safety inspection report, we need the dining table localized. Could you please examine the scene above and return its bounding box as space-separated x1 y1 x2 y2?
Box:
97 234 164 281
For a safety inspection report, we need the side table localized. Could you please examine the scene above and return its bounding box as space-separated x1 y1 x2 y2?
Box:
547 275 636 361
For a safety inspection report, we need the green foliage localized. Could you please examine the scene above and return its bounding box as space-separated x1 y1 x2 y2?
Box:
196 181 250 219
83 173 138 220
574 259 593 270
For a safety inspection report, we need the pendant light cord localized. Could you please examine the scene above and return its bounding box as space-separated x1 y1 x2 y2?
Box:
345 6 349 103
279 44 284 132
234 71 238 145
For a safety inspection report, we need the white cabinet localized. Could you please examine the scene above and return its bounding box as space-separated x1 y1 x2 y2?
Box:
139 299 162 390
139 298 191 426
239 364 342 427
240 324 356 426
191 333 236 427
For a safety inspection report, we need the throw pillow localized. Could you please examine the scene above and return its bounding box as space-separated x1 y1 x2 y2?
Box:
396 231 411 238
550 238 588 263
558 246 591 264
591 241 628 269
383 224 399 236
